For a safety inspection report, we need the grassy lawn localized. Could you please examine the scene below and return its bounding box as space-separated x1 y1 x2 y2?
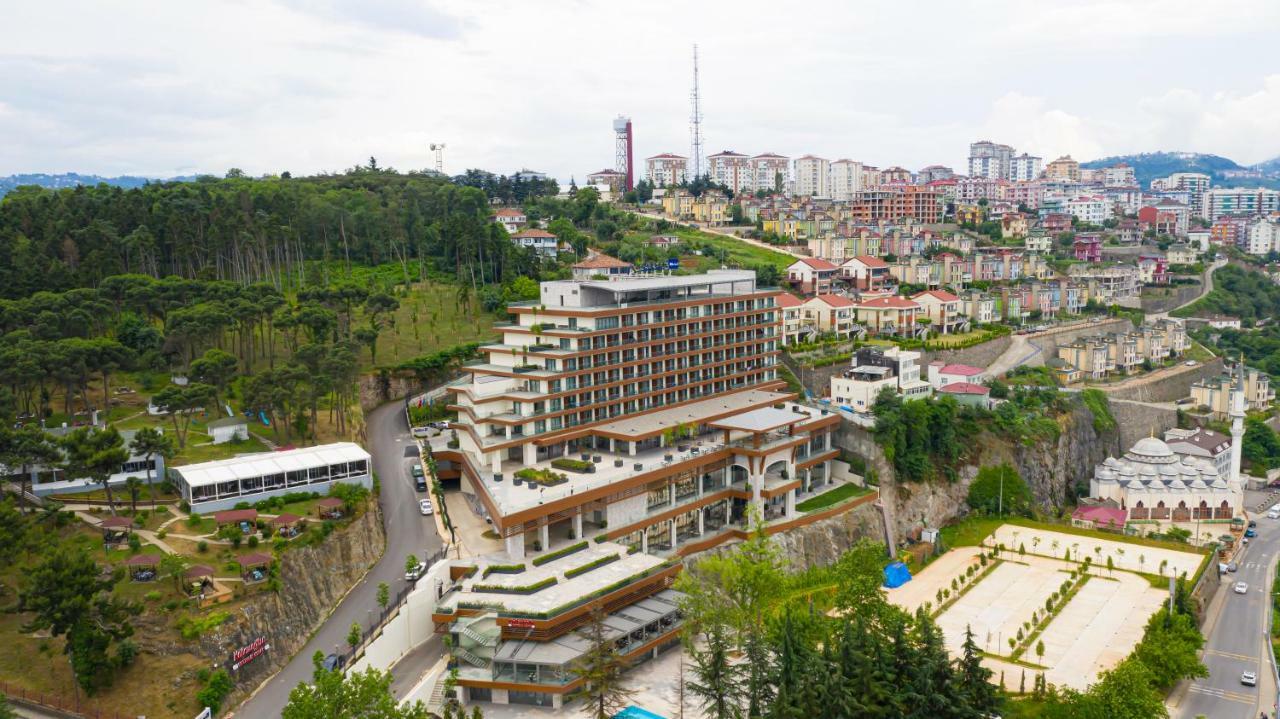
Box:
1186 340 1215 362
939 516 1008 548
173 435 271 465
643 223 795 276
795 482 873 513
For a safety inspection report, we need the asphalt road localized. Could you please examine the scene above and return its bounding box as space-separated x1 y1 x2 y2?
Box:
231 400 444 717
1175 491 1280 719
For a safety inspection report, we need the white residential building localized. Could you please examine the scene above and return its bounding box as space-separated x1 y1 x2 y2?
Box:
925 362 987 390
1010 154 1043 182
750 153 790 194
968 141 1015 180
829 346 932 412
493 208 527 234
1243 218 1280 256
1065 195 1111 225
1151 173 1211 214
793 155 830 197
829 159 864 201
646 153 689 188
707 151 752 195
1102 164 1137 187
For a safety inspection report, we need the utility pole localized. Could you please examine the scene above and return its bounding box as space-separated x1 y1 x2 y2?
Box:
998 465 1005 516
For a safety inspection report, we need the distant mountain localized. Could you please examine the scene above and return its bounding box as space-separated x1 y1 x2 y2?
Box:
1253 156 1280 176
0 172 200 197
1080 152 1249 187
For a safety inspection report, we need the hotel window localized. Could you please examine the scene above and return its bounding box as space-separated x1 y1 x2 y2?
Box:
308 465 329 482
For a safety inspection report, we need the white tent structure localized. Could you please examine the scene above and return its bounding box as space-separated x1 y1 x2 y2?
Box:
172 442 372 513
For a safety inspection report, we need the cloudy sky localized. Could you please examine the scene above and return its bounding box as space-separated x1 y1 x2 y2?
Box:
3 0 1280 181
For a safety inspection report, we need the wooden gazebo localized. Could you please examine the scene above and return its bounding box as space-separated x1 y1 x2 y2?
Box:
270 513 304 538
123 554 160 582
317 497 345 520
99 516 134 545
213 509 259 532
239 552 272 584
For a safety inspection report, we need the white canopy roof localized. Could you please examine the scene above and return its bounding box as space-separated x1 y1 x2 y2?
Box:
173 442 370 488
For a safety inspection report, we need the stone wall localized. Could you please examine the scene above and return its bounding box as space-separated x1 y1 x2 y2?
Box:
1100 357 1224 404
1109 400 1180 451
1140 282 1203 314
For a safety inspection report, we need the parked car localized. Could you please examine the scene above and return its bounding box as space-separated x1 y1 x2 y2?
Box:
419 499 434 516
1268 510 1280 519
1248 520 1257 528
1185 360 1197 366
1228 562 1239 573
1241 670 1257 687
322 653 343 671
411 426 431 438
1234 582 1249 594
405 561 427 581
1245 528 1257 538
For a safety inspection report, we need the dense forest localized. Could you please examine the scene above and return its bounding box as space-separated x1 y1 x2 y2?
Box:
0 166 545 298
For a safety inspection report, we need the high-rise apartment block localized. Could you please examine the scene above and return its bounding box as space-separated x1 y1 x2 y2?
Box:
829 159 864 201
645 153 689 187
968 141 1015 180
1010 153 1043 182
793 155 831 197
707 150 752 195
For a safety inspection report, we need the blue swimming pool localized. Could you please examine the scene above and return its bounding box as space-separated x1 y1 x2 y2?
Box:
614 706 667 719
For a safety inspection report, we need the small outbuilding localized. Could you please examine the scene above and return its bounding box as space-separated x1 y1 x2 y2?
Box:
99 516 134 545
213 508 259 533
207 416 250 444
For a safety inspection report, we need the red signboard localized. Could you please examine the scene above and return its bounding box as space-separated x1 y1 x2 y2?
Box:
231 637 270 670
506 619 536 629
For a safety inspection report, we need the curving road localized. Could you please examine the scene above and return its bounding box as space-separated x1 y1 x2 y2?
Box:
231 400 443 717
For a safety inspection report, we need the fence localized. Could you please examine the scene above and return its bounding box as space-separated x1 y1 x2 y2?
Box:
0 679 134 719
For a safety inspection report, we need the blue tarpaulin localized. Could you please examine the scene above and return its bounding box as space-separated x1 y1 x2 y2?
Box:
883 561 912 588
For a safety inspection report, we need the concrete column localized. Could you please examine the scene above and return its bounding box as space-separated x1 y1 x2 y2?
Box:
670 520 678 550
573 510 583 540
642 531 649 555
629 441 637 457
552 693 563 709
523 443 537 465
697 509 705 535
490 452 502 474
751 474 762 505
785 489 796 518
505 533 525 561
539 523 550 551
669 479 676 507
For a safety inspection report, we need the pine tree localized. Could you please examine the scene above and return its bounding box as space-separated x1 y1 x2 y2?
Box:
686 623 743 719
569 608 637 719
957 625 1000 714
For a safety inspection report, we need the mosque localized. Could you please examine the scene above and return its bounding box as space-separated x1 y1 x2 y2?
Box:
1086 366 1247 529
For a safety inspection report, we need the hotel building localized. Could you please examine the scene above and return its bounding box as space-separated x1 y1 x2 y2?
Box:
431 271 854 708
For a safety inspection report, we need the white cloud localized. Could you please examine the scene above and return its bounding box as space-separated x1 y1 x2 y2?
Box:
0 0 1278 178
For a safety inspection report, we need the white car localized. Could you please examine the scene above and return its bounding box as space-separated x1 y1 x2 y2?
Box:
1234 581 1249 594
419 499 434 516
1184 360 1197 366
405 561 427 581
411 426 431 438
1242 670 1257 686
1268 510 1279 519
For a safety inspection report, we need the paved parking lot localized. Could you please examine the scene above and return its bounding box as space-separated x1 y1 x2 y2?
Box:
989 525 1202 577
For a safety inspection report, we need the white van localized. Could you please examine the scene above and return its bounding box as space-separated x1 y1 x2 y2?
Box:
1268 510 1279 519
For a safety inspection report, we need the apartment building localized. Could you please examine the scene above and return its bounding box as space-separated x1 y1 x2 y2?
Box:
917 165 954 184
786 257 839 295
776 293 806 346
660 191 694 220
1010 153 1043 182
829 159 864 201
1068 264 1141 302
646 153 689 187
434 271 847 708
707 151 752 195
1102 164 1137 187
800 295 860 339
1151 173 1211 214
1165 243 1198 265
1044 156 1081 182
1058 337 1113 379
494 208 527 234
911 290 967 334
1137 319 1189 362
959 290 996 324
852 296 924 337
1066 196 1111 225
510 229 561 257
968 141 1015 180
848 187 944 224
793 155 831 197
830 346 932 412
1243 218 1280 256
1211 214 1254 246
1138 199 1190 236
841 255 892 292
1136 255 1170 285
750 153 790 194
1193 368 1274 419
1202 188 1280 221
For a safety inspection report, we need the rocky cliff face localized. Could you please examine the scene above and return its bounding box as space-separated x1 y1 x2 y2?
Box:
769 502 885 570
135 505 387 707
835 400 1123 554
